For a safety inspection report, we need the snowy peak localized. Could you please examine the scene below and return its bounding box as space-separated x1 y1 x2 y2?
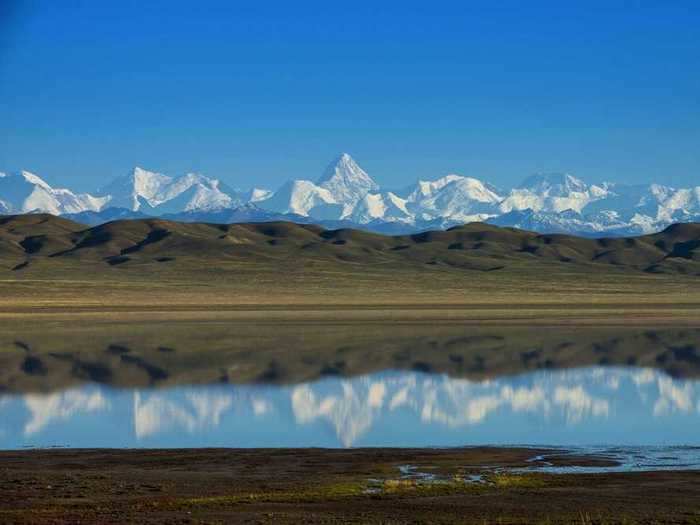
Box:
257 154 379 221
317 153 379 214
98 167 244 213
122 166 173 200
0 170 106 215
350 191 411 224
0 170 54 192
318 153 375 186
402 174 466 202
500 172 606 214
98 167 172 211
518 172 588 194
131 166 172 192
415 176 503 222
17 170 53 190
259 179 341 219
448 177 502 202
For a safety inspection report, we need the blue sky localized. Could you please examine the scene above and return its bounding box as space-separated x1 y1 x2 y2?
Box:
1 1 699 192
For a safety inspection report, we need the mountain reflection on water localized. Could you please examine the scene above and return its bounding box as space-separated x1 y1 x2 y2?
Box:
1 366 699 449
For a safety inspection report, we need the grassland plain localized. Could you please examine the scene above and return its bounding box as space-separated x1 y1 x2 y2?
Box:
0 214 699 312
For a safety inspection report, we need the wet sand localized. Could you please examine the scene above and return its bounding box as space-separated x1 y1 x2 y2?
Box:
1 448 699 524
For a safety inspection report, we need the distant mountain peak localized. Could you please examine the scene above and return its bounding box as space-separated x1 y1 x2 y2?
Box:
319 152 357 173
317 154 379 217
0 169 106 215
133 166 157 175
129 166 171 186
318 152 372 180
519 172 587 192
17 170 53 190
94 167 246 213
336 152 353 164
0 170 55 191
127 166 168 181
498 173 604 215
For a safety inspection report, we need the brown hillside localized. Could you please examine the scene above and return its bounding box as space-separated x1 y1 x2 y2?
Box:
1 214 700 275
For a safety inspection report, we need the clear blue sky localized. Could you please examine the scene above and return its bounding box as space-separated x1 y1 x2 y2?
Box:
1 1 699 192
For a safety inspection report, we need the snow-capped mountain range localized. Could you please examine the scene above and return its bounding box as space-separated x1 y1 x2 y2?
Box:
2 153 699 236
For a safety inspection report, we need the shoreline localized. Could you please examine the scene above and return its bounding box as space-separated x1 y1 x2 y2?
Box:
1 447 699 524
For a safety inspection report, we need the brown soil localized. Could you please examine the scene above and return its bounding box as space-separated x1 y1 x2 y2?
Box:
1 448 699 524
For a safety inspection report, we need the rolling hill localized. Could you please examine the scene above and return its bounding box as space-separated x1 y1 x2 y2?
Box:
2 213 700 276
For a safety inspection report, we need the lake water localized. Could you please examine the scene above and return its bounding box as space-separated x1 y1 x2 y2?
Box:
1 323 700 470
1 366 698 451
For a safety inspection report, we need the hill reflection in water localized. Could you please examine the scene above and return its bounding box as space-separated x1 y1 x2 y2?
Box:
2 323 700 393
1 323 700 449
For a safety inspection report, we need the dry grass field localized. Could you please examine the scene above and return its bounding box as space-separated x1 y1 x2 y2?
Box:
0 214 699 312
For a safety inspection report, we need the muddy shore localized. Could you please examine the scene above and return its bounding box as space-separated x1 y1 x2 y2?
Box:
1 448 699 524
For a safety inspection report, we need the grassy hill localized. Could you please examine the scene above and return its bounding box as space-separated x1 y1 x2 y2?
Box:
3 213 700 273
1 213 700 308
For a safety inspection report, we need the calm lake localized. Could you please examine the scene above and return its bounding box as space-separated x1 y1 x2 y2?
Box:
1 323 700 469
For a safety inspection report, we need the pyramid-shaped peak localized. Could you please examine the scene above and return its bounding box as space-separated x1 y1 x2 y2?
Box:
97 167 172 202
336 152 357 165
130 166 170 181
318 152 379 194
125 167 172 192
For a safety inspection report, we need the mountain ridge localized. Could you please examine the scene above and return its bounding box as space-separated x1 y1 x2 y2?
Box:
3 154 700 237
1 213 699 276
